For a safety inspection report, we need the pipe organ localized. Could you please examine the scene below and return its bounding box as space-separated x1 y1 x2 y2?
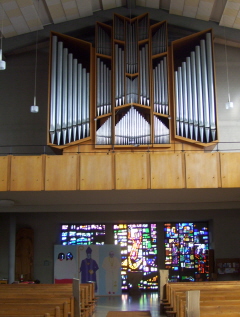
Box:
49 32 91 147
48 15 218 150
172 30 217 144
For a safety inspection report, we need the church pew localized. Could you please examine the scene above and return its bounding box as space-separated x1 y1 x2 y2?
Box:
200 305 240 316
0 295 73 316
0 303 65 317
0 285 74 317
163 282 240 317
0 282 95 317
164 281 240 307
80 283 96 316
166 290 240 317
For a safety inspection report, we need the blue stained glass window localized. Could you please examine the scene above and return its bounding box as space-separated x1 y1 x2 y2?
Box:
61 224 105 245
164 222 209 282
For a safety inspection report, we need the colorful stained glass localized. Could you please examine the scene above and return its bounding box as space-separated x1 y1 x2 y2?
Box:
164 222 209 282
61 224 105 245
114 223 158 290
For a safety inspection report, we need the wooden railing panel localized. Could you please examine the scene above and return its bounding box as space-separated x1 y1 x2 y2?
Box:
115 153 148 189
80 154 114 190
10 156 43 191
185 152 219 188
1 152 240 191
45 155 79 191
150 153 184 189
0 156 9 191
220 152 240 188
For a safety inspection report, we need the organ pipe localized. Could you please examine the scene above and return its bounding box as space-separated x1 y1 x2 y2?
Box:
200 39 210 143
186 57 193 140
195 45 204 143
177 66 184 137
115 107 150 145
190 51 199 140
77 63 82 139
49 35 90 146
50 36 57 144
174 32 217 143
72 59 78 142
174 71 179 136
62 47 68 145
182 61 189 139
206 32 216 141
56 41 63 145
67 53 73 143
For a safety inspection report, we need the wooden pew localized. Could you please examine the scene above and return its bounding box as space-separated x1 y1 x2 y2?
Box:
0 303 65 317
162 281 240 317
0 284 74 317
0 281 96 317
80 283 96 316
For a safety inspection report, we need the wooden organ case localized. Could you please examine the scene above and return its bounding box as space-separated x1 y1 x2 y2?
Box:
47 14 218 151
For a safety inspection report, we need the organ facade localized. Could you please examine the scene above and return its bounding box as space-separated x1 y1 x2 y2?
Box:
47 13 218 150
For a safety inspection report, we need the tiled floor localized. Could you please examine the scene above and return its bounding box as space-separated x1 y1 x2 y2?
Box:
94 292 163 317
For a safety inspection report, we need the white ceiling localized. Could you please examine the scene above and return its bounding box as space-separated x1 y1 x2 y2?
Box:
0 0 239 39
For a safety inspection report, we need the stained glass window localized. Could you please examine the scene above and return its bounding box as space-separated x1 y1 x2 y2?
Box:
61 224 106 245
164 222 209 282
114 223 158 290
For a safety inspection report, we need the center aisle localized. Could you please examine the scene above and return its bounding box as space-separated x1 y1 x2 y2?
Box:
93 292 163 317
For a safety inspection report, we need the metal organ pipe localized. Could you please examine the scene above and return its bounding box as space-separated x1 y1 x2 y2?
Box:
121 49 125 105
174 32 216 143
49 36 90 146
182 61 189 139
190 51 199 141
72 59 78 142
200 39 210 143
160 60 165 114
163 56 168 114
186 57 193 140
67 53 73 143
114 45 118 107
174 71 179 136
115 107 150 145
50 36 57 144
62 47 68 145
206 32 216 141
82 67 87 139
77 63 82 139
195 45 204 143
177 66 184 137
86 72 90 137
56 41 63 145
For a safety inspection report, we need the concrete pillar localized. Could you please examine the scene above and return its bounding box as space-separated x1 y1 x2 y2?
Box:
8 214 16 284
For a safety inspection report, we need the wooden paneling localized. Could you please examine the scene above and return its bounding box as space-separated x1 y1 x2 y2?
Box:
80 153 114 190
150 152 184 189
1 152 240 192
0 156 9 191
45 155 79 190
10 156 43 191
220 153 240 188
185 152 219 188
115 153 148 189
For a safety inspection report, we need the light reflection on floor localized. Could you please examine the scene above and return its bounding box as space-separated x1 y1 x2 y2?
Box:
94 292 163 317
